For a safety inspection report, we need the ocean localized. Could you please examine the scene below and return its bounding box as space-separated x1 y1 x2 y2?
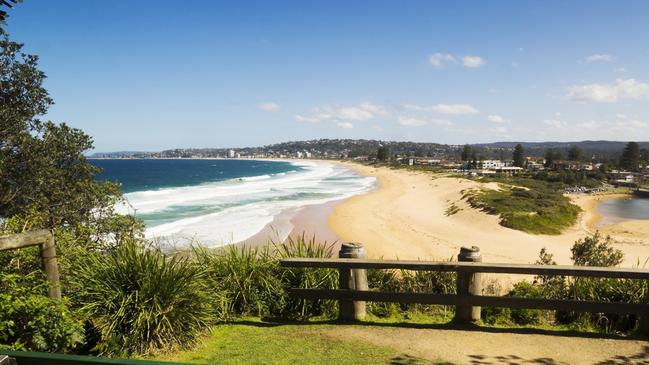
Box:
93 159 375 246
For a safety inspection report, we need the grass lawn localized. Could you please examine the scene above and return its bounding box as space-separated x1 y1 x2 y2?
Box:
154 318 438 365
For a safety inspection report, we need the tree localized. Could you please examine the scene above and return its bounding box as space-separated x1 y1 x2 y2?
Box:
571 232 623 267
567 146 582 162
0 30 141 243
544 149 560 168
376 145 391 162
512 144 525 168
461 145 471 161
619 142 640 171
640 148 649 167
470 151 478 169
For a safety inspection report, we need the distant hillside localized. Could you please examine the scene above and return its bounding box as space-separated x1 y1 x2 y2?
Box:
474 141 649 158
90 139 648 161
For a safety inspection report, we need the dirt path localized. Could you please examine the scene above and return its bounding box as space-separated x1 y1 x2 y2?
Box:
305 323 649 365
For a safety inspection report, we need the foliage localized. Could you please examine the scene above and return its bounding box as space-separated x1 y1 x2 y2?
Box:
467 178 581 234
68 240 213 356
512 143 525 167
196 234 338 321
273 235 339 319
619 141 640 171
367 264 456 319
376 145 392 161
196 244 281 318
567 146 582 161
0 30 142 245
571 232 623 267
0 273 84 352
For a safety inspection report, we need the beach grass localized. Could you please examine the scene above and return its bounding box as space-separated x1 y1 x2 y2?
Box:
467 178 581 235
154 318 412 365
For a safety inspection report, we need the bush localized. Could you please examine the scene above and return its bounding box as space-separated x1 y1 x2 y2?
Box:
273 235 339 320
367 262 456 319
69 240 213 356
537 233 648 333
196 244 281 318
0 273 84 352
507 282 544 325
197 234 339 321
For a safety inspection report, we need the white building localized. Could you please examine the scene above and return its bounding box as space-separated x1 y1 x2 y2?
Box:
228 150 235 158
481 160 506 169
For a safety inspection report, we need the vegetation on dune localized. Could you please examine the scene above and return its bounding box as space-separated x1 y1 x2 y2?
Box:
482 233 648 334
466 178 582 235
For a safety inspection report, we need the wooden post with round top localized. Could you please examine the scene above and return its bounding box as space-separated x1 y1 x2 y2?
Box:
455 246 482 323
338 242 368 321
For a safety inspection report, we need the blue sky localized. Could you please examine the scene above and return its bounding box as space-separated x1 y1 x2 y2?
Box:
6 0 649 151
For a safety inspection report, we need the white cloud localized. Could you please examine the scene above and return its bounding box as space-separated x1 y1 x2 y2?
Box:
429 53 485 68
430 104 479 115
462 56 485 68
337 122 354 129
404 103 479 115
257 102 281 112
487 115 508 124
295 115 320 123
429 53 457 67
543 119 567 128
398 117 427 127
567 78 649 102
295 102 388 126
584 54 612 63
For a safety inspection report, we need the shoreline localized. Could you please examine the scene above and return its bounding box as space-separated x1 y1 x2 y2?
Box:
328 162 649 267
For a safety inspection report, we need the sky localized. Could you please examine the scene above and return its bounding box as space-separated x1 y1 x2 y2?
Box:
5 0 649 152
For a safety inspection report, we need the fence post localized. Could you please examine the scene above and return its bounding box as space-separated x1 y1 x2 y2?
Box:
455 246 482 323
338 242 368 321
40 232 61 301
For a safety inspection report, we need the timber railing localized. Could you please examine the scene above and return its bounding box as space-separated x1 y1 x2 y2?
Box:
0 229 61 300
0 351 188 365
281 244 649 333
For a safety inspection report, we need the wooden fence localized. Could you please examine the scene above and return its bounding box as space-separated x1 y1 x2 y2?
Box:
281 244 649 333
0 229 61 300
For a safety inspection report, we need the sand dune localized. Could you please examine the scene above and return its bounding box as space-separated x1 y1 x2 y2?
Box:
328 163 649 268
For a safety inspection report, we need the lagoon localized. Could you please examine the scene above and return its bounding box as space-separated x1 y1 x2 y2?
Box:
596 196 649 227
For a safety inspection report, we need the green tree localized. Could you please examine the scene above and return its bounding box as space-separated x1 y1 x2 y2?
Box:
567 146 582 161
639 148 649 167
461 145 471 161
619 141 640 171
0 30 141 242
512 143 525 168
544 149 560 168
571 232 623 267
376 145 391 162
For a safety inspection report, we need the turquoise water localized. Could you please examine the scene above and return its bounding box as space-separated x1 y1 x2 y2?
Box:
91 159 375 246
596 197 649 226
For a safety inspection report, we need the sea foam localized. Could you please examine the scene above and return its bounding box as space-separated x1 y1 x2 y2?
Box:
116 161 375 247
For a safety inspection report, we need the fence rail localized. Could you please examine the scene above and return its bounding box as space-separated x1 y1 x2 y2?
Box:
0 229 61 300
280 244 649 333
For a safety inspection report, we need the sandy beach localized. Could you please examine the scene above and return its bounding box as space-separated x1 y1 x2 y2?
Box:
327 162 649 268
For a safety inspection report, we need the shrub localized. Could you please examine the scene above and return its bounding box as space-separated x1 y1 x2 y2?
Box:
273 234 339 320
571 232 623 267
0 273 84 352
69 240 213 356
197 234 339 321
506 282 544 325
196 244 281 318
